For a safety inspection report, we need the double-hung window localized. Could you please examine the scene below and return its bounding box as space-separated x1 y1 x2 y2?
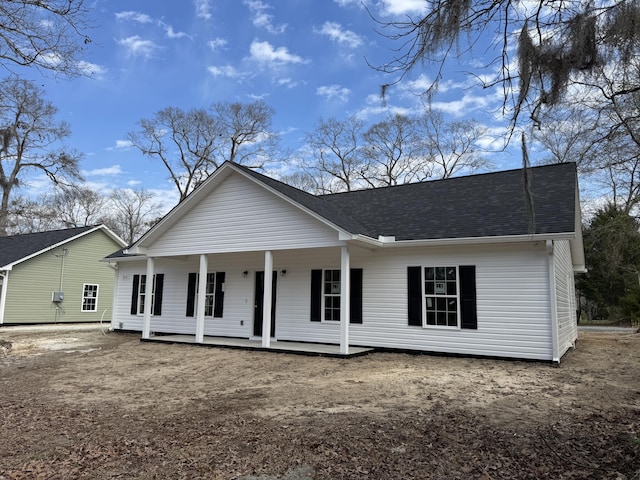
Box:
131 274 164 316
408 265 477 329
424 266 459 327
310 268 363 324
82 284 99 312
186 272 225 318
193 273 216 317
323 269 341 322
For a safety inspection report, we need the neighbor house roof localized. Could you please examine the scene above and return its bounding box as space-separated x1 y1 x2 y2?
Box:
0 225 126 270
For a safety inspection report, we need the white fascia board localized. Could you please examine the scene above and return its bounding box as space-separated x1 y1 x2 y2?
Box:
348 232 576 249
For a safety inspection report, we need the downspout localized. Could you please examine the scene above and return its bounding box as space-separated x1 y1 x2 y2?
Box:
106 262 119 331
0 270 9 325
546 240 560 363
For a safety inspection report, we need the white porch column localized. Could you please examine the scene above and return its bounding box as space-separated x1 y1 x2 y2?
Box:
340 245 350 355
196 254 208 343
262 250 273 348
142 257 155 339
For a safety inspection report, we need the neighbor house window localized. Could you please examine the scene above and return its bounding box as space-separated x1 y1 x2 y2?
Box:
82 284 99 312
186 272 226 318
130 274 164 316
408 265 477 330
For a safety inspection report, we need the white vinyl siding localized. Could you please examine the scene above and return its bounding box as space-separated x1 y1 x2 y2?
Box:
112 242 560 361
554 240 578 358
147 174 344 256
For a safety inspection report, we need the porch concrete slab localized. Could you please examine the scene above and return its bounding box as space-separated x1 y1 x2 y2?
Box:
142 334 374 358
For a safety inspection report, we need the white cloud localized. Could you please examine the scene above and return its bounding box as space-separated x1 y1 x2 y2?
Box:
431 93 492 117
277 77 299 88
249 40 308 66
117 36 160 58
83 165 123 177
379 0 428 15
115 11 153 23
316 84 351 102
162 24 189 39
116 140 133 148
194 0 212 20
127 180 142 186
244 0 287 34
208 38 227 50
317 22 363 48
207 65 245 79
77 61 107 79
334 0 368 7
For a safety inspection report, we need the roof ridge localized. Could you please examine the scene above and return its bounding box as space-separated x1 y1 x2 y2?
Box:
319 162 576 198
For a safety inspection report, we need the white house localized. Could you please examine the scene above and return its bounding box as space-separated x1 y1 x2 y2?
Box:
104 161 584 362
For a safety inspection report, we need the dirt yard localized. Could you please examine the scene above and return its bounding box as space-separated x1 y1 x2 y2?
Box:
0 325 638 480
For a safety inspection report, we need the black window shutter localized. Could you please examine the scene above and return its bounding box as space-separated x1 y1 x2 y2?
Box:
310 269 322 322
350 268 363 324
186 273 197 317
130 274 140 315
153 274 164 316
407 266 423 326
459 265 477 329
214 272 225 318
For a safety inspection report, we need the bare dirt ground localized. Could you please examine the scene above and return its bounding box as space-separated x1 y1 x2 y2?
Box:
0 325 639 480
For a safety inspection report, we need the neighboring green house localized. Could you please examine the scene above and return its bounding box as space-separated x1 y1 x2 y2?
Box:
0 225 126 325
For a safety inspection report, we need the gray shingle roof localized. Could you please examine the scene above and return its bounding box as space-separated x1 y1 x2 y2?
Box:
236 162 578 241
0 225 96 268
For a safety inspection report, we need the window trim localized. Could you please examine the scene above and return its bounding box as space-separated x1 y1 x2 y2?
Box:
133 274 163 316
310 268 363 324
193 272 216 317
186 271 225 318
81 283 99 312
322 269 341 322
422 266 461 329
408 265 477 330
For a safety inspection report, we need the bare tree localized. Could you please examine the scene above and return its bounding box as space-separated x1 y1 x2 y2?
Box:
370 0 640 129
361 113 426 187
128 107 219 202
533 65 640 213
45 185 108 228
0 77 82 235
303 116 366 193
129 101 279 202
0 0 92 77
210 100 279 167
5 196 58 234
420 111 489 179
108 188 162 244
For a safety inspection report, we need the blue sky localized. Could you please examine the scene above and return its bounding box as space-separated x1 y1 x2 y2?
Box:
19 0 521 211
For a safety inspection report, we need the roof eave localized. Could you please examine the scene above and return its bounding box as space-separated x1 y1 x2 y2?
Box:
348 232 577 248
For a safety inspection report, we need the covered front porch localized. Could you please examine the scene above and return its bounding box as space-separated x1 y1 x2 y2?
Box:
138 244 363 354
142 333 374 358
